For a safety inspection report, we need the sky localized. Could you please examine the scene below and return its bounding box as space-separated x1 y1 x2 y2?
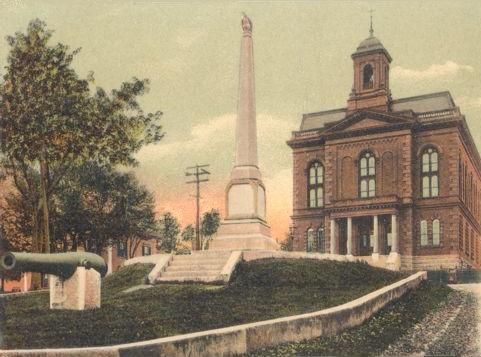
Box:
1 0 481 242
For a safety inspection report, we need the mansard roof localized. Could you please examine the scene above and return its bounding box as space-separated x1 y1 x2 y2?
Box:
300 91 456 131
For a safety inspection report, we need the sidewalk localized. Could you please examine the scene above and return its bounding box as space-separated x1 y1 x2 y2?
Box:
449 283 481 354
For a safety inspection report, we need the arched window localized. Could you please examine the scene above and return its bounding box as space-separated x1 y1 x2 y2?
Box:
363 64 374 89
421 147 439 198
420 220 428 246
317 227 325 253
433 219 440 246
306 228 315 252
359 152 375 198
308 162 324 208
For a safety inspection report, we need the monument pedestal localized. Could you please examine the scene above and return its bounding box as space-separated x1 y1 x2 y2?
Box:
210 219 279 251
49 267 101 310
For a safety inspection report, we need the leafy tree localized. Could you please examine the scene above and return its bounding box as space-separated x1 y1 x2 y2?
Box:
280 231 293 251
0 192 33 252
181 224 195 242
53 161 158 256
0 19 163 253
157 212 180 253
200 209 220 250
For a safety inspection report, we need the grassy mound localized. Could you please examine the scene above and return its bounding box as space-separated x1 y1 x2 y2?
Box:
249 281 452 356
102 263 154 296
1 259 405 349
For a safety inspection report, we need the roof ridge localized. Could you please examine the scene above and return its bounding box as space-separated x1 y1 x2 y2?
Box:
391 91 453 104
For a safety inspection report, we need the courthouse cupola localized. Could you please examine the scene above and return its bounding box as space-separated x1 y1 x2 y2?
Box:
347 24 392 114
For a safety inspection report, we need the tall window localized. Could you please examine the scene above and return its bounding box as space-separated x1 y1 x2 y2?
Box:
117 241 127 258
359 152 375 198
420 220 428 246
317 227 325 253
363 64 374 89
307 228 315 252
421 147 439 198
432 219 440 246
142 245 152 256
308 162 324 208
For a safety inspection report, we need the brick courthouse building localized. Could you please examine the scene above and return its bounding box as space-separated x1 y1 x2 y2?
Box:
287 30 481 270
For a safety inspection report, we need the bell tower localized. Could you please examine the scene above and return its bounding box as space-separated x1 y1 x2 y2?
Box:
347 20 392 114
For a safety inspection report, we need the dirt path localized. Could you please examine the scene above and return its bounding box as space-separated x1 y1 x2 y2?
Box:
449 284 481 354
381 287 480 356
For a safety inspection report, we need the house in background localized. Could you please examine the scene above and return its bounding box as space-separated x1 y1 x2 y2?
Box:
102 237 159 274
288 29 481 271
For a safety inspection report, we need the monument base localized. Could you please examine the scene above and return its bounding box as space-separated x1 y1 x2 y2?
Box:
49 267 101 310
209 218 279 251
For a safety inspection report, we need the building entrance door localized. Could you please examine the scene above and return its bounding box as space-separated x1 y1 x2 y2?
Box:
338 219 347 255
358 217 373 256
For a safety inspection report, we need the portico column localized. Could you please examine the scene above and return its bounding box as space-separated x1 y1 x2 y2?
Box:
391 214 399 253
386 214 401 271
373 215 379 254
330 218 337 254
347 217 353 256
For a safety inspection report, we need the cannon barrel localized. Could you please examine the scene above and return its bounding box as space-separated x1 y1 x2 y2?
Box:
0 252 107 279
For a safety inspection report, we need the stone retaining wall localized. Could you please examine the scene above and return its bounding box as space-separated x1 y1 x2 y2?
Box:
0 271 427 357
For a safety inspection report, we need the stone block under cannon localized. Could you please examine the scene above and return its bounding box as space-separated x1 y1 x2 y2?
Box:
0 252 107 310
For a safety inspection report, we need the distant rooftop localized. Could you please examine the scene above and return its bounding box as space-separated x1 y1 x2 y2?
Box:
299 91 456 131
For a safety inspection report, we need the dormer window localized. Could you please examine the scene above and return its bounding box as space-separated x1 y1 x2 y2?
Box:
363 64 374 89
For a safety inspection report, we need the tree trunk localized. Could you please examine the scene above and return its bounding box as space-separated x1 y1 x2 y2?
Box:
30 208 42 290
31 207 40 253
39 152 50 253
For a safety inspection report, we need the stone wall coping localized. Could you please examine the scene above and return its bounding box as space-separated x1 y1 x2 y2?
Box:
0 271 427 356
219 250 243 282
147 253 173 284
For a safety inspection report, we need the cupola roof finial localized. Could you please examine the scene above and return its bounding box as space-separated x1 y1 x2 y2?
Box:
369 9 374 37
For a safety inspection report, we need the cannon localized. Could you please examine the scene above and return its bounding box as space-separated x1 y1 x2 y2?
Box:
0 252 107 279
0 252 107 310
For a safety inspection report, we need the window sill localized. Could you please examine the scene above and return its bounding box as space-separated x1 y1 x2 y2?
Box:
418 244 443 249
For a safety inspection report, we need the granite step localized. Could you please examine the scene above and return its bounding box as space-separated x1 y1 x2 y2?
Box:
161 270 221 278
173 254 231 261
170 258 228 266
156 275 223 284
167 264 225 272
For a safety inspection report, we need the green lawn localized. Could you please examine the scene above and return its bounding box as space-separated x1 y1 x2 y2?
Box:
248 281 452 356
0 258 406 349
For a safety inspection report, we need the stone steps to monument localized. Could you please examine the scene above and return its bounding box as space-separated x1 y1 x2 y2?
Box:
154 251 237 284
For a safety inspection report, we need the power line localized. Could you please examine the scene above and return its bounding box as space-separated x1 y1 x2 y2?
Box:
185 164 210 250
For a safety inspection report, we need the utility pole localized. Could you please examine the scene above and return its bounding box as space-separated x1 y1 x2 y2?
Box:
185 164 210 250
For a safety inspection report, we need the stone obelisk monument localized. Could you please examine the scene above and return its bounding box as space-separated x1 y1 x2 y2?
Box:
210 14 279 251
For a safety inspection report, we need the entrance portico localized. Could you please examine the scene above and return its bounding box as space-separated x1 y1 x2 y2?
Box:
329 212 400 269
